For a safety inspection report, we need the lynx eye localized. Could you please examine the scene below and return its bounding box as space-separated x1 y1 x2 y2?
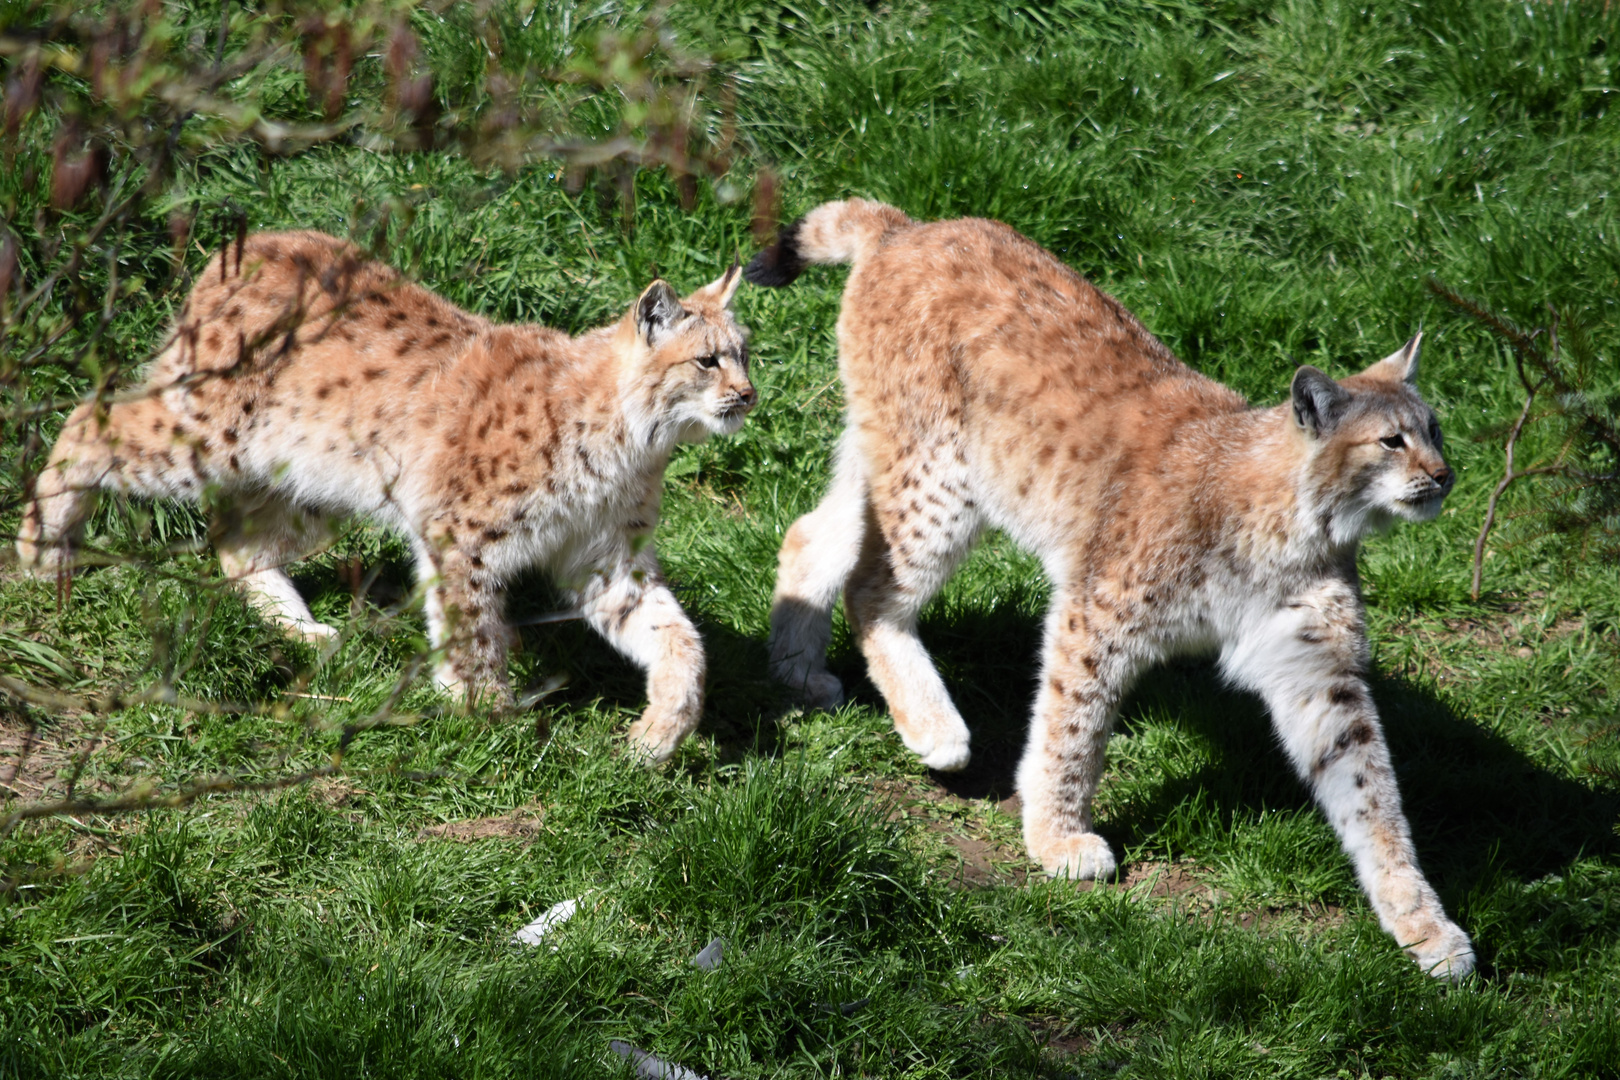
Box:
694 353 720 370
1380 433 1406 450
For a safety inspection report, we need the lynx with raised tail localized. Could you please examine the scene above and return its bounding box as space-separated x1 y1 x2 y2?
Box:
745 198 1472 978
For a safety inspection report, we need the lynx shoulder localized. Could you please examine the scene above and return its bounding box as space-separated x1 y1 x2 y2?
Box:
746 198 1472 978
19 230 756 763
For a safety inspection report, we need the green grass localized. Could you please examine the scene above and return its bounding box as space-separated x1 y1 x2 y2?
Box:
4 1 1620 1076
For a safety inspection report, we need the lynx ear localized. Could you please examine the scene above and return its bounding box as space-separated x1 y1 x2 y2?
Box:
1364 333 1421 385
635 280 688 346
1291 365 1352 437
709 257 742 308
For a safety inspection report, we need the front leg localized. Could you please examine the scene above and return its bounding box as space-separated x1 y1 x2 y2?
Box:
418 541 516 711
575 546 705 765
1222 585 1474 979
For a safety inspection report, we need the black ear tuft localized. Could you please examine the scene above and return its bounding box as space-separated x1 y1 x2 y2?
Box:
1291 365 1351 437
636 280 686 344
743 217 807 288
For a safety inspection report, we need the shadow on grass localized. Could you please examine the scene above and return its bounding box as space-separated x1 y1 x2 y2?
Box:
883 602 1620 951
504 570 794 763
319 556 1620 965
286 558 795 762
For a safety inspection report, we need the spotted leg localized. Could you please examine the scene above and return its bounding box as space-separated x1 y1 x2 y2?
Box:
417 538 516 711
18 397 207 574
1221 582 1475 979
575 544 706 765
212 493 337 644
843 441 982 772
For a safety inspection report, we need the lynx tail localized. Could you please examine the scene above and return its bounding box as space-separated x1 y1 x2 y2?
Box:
744 198 912 287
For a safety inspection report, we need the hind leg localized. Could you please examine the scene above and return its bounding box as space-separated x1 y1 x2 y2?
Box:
1016 590 1145 881
769 428 866 707
17 397 206 574
844 441 982 771
212 494 337 644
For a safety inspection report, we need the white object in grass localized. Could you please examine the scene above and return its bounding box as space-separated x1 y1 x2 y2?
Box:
511 897 579 947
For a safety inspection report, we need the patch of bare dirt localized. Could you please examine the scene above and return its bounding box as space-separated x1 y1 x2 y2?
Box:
1382 600 1608 723
1230 899 1347 932
1 717 134 875
876 776 1347 933
0 714 116 804
1428 609 1586 652
1026 1018 1132 1059
1078 858 1208 900
1393 599 1595 679
416 805 545 843
874 777 1029 886
1081 858 1345 931
309 777 368 806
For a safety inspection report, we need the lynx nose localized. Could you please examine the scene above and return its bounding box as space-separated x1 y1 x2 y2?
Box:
736 383 758 408
1430 465 1453 490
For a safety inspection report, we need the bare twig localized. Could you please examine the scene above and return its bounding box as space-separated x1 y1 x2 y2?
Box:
1429 278 1620 598
1470 389 1563 600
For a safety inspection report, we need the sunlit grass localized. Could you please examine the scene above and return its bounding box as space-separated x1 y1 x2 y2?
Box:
3 1 1620 1077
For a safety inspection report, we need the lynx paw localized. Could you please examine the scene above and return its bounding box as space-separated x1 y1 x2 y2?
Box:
284 619 340 645
16 542 71 580
1034 832 1117 881
777 666 844 710
1405 920 1475 981
433 665 515 713
625 711 697 767
896 719 971 772
433 664 465 698
915 734 971 772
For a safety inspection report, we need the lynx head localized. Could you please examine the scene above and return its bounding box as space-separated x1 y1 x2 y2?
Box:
1291 334 1453 542
623 263 755 442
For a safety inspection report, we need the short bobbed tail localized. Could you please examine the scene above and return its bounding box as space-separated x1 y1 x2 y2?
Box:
743 198 912 288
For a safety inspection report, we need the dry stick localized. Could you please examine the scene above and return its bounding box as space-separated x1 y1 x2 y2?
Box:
1472 390 1535 601
1472 460 1572 601
1470 376 1569 600
1429 279 1569 600
0 764 343 835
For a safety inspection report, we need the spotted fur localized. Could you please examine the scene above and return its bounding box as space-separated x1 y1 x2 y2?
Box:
746 199 1472 978
19 231 755 762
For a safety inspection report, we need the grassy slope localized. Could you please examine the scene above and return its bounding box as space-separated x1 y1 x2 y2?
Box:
3 1 1619 1076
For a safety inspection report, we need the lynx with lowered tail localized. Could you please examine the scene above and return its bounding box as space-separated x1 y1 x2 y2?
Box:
20 232 755 762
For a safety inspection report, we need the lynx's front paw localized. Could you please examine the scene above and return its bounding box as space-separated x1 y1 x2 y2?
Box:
1033 832 1117 881
898 727 971 772
280 618 340 645
1403 918 1475 981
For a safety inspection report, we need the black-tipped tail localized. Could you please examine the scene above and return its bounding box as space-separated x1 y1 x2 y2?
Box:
743 217 807 288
